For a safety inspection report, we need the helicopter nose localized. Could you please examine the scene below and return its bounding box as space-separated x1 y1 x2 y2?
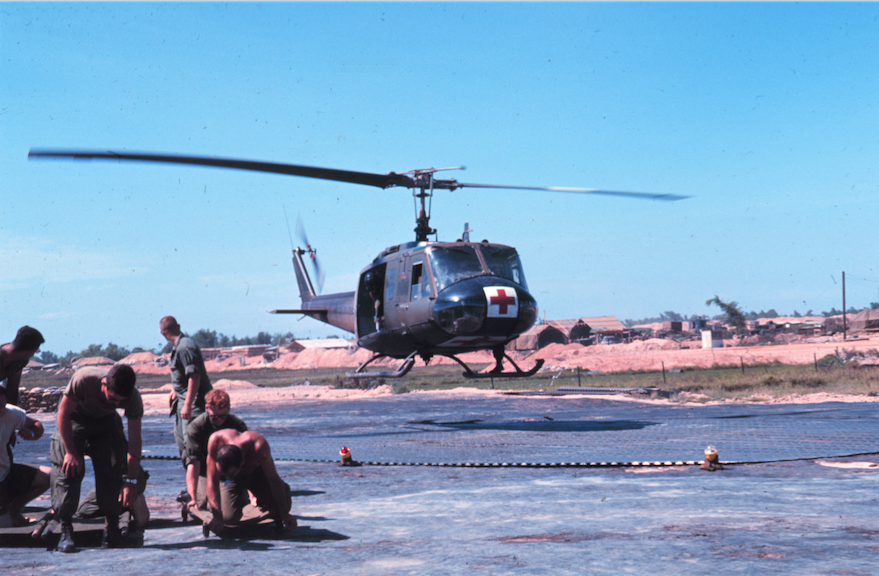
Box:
434 279 537 336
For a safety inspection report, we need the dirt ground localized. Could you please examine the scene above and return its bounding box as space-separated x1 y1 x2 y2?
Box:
127 333 879 377
129 333 879 417
528 333 879 373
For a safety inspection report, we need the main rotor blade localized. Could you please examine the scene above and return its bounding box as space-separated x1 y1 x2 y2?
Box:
27 149 408 189
454 182 689 201
28 149 688 200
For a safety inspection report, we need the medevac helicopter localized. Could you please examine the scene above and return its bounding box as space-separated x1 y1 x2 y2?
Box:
28 149 687 379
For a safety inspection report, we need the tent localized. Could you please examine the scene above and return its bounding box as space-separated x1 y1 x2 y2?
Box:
119 351 161 365
546 316 626 336
850 308 879 332
70 356 116 368
510 324 567 351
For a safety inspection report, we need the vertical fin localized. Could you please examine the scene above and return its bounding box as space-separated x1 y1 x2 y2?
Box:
291 248 316 303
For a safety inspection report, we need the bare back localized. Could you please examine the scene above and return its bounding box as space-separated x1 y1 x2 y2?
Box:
207 429 269 477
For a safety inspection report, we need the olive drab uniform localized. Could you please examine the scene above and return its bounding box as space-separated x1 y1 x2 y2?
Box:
169 335 212 463
50 367 144 523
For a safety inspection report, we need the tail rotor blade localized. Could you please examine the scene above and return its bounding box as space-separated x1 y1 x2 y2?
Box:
296 214 324 293
312 254 325 294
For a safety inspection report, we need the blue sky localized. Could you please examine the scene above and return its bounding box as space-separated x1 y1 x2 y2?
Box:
2 2 877 355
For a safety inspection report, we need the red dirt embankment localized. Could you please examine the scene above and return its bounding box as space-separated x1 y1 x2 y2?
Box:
529 337 879 372
129 335 879 415
128 335 879 377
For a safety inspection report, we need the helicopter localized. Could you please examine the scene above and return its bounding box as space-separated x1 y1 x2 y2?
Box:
27 149 687 379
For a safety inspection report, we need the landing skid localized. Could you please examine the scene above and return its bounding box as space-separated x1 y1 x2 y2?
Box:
345 351 417 379
345 349 543 380
441 351 545 379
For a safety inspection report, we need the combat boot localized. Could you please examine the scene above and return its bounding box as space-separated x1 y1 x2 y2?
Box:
102 516 120 548
57 521 76 553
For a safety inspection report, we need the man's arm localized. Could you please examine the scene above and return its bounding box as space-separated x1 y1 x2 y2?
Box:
17 416 44 441
123 417 142 509
57 395 83 477
186 462 200 509
6 370 22 406
184 416 206 506
204 435 227 533
254 439 295 527
181 372 200 420
205 435 222 515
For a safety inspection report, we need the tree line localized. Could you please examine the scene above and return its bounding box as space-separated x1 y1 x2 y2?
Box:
623 301 879 328
34 330 298 367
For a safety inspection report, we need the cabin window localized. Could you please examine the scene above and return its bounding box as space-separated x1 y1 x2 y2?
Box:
385 267 397 302
428 246 484 291
410 261 423 300
480 245 528 290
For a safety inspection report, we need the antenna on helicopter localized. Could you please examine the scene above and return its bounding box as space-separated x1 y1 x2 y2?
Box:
282 204 295 250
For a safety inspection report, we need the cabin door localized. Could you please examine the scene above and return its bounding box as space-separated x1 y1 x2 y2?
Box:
381 256 404 330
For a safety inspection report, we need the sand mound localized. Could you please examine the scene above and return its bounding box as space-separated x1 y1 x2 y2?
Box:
625 338 682 351
213 379 258 390
272 348 375 370
204 355 270 372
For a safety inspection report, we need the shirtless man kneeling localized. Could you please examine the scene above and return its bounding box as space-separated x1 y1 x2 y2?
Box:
205 429 296 534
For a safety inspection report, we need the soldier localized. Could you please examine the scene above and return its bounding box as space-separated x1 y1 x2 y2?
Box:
0 326 45 407
0 382 50 527
206 429 296 534
50 364 142 551
159 316 212 494
73 412 151 534
183 389 247 512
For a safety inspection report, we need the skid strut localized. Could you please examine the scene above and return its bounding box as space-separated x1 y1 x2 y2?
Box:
441 348 544 379
345 351 417 379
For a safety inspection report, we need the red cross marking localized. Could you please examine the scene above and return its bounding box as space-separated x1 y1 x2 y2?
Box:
490 288 516 315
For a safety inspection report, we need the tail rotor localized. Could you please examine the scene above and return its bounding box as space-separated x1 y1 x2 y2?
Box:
296 215 325 293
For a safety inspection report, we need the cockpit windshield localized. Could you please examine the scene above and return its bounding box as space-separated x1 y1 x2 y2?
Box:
481 245 528 290
428 246 484 292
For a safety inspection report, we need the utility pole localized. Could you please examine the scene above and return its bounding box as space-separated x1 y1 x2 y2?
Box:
843 271 847 341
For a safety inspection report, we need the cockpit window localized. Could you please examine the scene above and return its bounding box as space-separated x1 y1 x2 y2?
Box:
480 245 528 290
428 246 484 291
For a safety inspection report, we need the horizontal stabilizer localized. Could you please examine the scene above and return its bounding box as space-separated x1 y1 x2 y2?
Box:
270 309 330 323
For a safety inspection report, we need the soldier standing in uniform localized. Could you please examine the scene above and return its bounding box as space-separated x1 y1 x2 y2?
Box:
159 316 212 489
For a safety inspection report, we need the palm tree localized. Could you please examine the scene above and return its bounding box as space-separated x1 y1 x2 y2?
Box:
706 295 747 334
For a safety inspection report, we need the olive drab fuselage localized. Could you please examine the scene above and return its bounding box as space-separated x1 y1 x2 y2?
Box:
289 240 538 361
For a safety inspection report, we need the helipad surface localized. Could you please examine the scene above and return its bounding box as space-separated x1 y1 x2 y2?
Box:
5 394 879 575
